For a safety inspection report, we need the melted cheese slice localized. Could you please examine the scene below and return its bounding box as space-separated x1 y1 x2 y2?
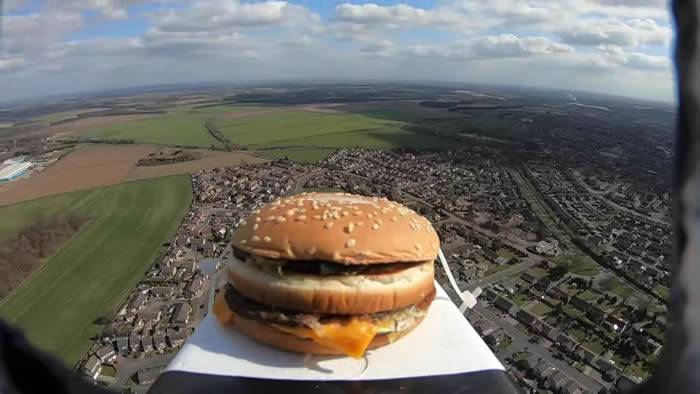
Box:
213 292 235 325
213 292 387 358
273 319 378 359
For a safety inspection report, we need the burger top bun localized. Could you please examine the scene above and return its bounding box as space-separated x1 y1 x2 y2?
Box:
232 192 440 264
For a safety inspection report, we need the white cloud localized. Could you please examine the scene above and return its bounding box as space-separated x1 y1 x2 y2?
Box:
471 35 575 58
0 56 25 72
334 3 468 29
596 44 670 69
154 1 320 33
45 0 145 20
0 0 675 102
360 39 394 55
559 18 671 47
1 12 83 56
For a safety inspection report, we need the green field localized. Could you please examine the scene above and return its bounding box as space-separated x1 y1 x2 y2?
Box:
262 148 336 163
611 280 634 299
0 176 192 365
349 108 426 122
0 190 98 241
85 113 221 148
214 111 392 146
484 264 510 276
191 104 272 114
261 128 458 150
653 285 670 299
34 110 80 123
497 248 516 260
583 339 606 355
101 365 117 377
528 302 553 316
212 111 458 150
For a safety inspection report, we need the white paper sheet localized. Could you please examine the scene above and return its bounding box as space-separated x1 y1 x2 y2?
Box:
166 282 504 381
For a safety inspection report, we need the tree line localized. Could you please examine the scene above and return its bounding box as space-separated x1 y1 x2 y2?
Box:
0 215 88 298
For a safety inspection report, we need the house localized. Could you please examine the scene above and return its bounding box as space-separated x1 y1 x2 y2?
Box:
587 306 606 324
82 356 102 380
575 347 597 364
605 313 628 332
494 296 514 313
533 360 556 379
485 329 507 347
184 278 204 297
114 337 129 354
535 277 552 292
134 310 161 328
483 288 498 302
556 334 578 353
167 330 188 347
562 380 585 394
472 319 498 337
516 309 537 327
569 295 590 311
549 287 570 301
596 359 621 379
524 354 541 370
521 272 538 284
127 293 147 313
94 345 116 363
170 302 192 325
540 323 561 340
129 334 141 353
546 370 568 390
153 334 167 352
150 286 177 299
141 336 154 353
507 305 521 317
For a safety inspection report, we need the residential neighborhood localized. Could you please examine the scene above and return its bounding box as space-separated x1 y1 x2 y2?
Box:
79 148 669 393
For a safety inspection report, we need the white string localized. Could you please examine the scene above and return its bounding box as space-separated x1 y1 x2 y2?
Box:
437 249 477 312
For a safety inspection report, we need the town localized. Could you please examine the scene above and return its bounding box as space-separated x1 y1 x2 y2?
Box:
79 147 669 393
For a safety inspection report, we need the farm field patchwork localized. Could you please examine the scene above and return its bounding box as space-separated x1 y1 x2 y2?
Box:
210 107 460 150
261 148 336 163
0 145 154 206
256 128 459 150
34 108 110 124
213 111 398 147
124 150 268 181
0 175 192 365
84 113 222 148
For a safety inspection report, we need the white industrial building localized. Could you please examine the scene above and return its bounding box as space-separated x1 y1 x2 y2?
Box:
0 161 32 182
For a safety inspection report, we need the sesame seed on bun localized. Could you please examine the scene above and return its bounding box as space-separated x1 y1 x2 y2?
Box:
232 192 440 264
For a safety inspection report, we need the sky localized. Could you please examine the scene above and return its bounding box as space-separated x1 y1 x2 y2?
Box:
0 0 676 103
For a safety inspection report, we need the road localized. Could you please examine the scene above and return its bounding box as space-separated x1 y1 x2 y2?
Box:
567 170 669 226
474 304 605 392
292 168 324 193
511 168 663 302
468 255 541 291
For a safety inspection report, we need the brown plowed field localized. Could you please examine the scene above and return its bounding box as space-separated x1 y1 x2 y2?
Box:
124 150 267 181
0 145 154 206
0 145 268 205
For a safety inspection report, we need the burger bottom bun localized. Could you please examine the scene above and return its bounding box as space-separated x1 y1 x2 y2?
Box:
230 312 425 356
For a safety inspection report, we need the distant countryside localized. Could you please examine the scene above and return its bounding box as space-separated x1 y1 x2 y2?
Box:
0 83 673 393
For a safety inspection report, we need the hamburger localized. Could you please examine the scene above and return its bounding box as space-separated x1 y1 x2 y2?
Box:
213 192 439 358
